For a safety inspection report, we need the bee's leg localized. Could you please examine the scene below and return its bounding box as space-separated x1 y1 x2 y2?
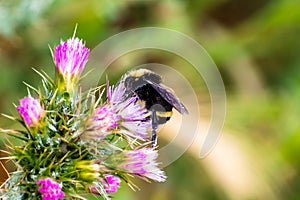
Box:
151 110 158 148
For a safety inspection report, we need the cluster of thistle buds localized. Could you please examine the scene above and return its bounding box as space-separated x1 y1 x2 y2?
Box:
0 35 166 200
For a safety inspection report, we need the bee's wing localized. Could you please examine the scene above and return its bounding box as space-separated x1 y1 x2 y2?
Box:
146 80 189 114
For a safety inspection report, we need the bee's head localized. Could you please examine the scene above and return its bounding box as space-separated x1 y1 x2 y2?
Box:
124 75 136 91
123 68 162 92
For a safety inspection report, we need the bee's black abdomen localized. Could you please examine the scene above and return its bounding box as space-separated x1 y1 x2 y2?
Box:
135 84 173 124
135 84 172 111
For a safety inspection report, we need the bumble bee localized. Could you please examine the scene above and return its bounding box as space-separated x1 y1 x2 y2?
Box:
121 68 188 147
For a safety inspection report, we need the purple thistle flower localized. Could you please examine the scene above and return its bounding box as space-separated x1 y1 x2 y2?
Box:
17 96 43 127
107 82 151 140
36 178 64 200
83 104 119 140
84 82 150 141
53 37 90 91
101 174 121 193
92 105 119 137
54 37 89 77
119 148 166 182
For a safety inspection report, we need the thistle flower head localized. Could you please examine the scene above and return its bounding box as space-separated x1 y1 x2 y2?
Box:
83 82 150 141
53 37 90 92
108 81 151 140
101 174 121 193
109 148 166 182
17 96 43 127
94 105 119 130
36 178 64 200
115 94 151 141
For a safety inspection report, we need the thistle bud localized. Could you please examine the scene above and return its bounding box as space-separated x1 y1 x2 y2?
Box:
75 160 101 182
17 96 43 127
53 37 90 92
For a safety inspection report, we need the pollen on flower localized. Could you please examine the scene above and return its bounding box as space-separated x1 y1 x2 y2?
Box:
36 178 64 200
17 96 43 126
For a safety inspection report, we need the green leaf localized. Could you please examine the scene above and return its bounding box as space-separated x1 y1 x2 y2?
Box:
8 133 28 141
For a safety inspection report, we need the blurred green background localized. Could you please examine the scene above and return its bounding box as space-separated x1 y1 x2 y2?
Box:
1 0 300 199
